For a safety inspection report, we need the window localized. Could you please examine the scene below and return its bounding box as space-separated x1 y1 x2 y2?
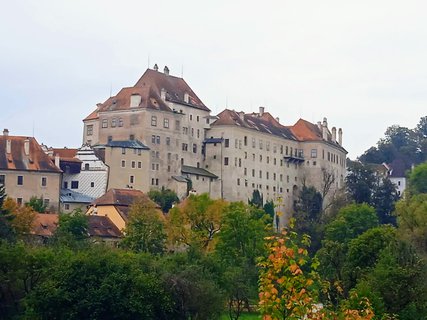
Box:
84 163 90 170
156 136 160 144
108 136 112 142
197 129 200 138
224 139 230 148
17 176 23 186
138 161 142 168
118 118 123 127
91 182 95 187
252 169 255 177
266 142 270 151
121 160 126 168
197 115 200 122
260 155 262 162
86 125 93 136
131 161 136 168
63 181 68 189
191 128 194 136
182 143 188 151
259 140 263 149
156 151 160 158
235 139 238 148
267 156 270 164
244 168 247 175
167 153 172 161
111 118 117 127
190 114 193 121
122 148 126 155
164 118 169 128
0 175 5 186
252 138 256 148
151 116 157 126
130 175 135 184
129 134 135 140
151 135 156 143
238 158 242 167
17 198 23 206
41 177 47 187
224 157 229 165
175 120 180 130
193 144 197 153
237 178 240 186
259 170 262 178
244 136 247 146
44 199 50 207
166 137 171 145
102 119 108 128
71 181 79 189
244 152 247 159
64 204 70 210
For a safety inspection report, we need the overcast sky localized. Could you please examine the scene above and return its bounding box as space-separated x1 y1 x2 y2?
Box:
1 1 426 159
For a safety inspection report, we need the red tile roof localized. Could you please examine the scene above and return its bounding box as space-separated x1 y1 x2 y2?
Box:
52 148 78 158
84 68 209 121
0 135 62 173
31 213 59 237
289 119 324 141
88 215 122 238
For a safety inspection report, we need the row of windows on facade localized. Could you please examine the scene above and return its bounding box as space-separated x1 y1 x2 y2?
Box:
223 156 301 170
120 160 143 169
0 175 48 187
121 148 143 155
235 179 291 193
223 164 299 183
63 181 95 189
15 197 50 207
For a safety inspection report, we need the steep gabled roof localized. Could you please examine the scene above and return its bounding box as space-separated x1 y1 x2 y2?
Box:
211 109 296 140
88 215 122 238
0 135 62 173
84 68 209 121
93 188 154 207
31 213 59 237
181 165 218 178
388 158 407 178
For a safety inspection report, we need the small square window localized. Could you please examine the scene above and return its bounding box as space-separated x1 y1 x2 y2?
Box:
91 182 95 187
71 181 79 189
64 204 70 210
0 174 5 186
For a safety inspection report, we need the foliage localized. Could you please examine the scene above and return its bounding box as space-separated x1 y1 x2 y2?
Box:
395 194 427 256
248 189 263 208
371 178 399 225
345 161 376 204
53 209 89 247
167 193 227 252
258 227 318 319
25 196 47 213
324 203 378 244
148 187 179 213
2 197 36 236
121 198 166 254
263 200 275 221
23 247 172 320
215 202 270 319
408 161 427 195
0 185 6 212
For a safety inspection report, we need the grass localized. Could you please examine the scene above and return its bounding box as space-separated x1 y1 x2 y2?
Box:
220 312 260 319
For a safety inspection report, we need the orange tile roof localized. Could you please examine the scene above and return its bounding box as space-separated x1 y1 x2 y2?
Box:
0 135 62 173
31 213 59 237
83 68 209 121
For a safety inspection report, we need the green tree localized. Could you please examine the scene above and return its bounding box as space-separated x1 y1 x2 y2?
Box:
248 189 263 208
395 194 427 256
371 177 399 225
408 162 427 195
25 196 47 213
121 198 166 254
345 161 376 204
53 209 88 247
148 187 179 213
167 193 227 252
215 202 270 319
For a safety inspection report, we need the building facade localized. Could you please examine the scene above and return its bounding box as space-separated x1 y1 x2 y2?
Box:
81 66 347 221
0 129 62 210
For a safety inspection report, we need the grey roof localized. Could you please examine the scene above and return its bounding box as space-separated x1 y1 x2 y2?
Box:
60 189 94 204
181 165 218 179
105 140 149 150
172 175 189 183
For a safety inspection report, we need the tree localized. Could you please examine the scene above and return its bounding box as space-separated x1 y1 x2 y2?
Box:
148 188 179 213
263 200 275 221
167 193 227 252
395 194 427 256
345 161 376 204
2 197 36 236
215 202 270 319
371 177 399 225
121 198 166 254
53 209 89 247
0 185 6 211
408 162 427 195
25 196 47 213
248 189 263 208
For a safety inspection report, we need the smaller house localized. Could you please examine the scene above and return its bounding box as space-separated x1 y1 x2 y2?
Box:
180 165 218 198
384 159 408 196
87 188 159 231
60 189 94 213
30 213 59 243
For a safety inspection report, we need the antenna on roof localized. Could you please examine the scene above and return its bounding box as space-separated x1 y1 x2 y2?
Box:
147 54 150 69
109 82 112 98
181 64 184 78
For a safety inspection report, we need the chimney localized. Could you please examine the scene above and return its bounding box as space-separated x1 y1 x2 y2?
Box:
130 94 141 108
164 66 169 75
6 139 11 154
338 128 343 145
238 111 245 121
259 106 264 116
55 154 60 168
160 88 166 101
153 63 159 71
3 128 9 136
317 121 322 130
275 117 280 123
184 92 190 103
24 138 30 156
322 121 328 141
332 127 337 142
